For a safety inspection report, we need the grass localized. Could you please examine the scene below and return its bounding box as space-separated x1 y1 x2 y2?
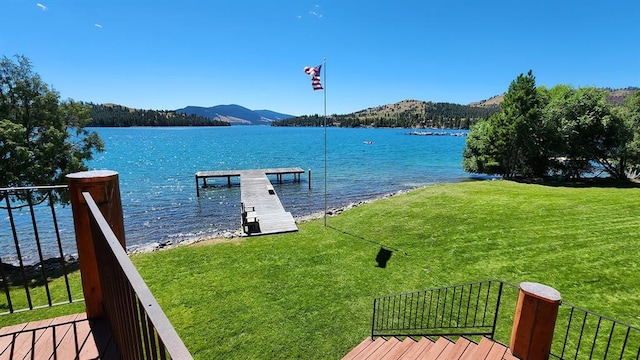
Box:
2 180 640 358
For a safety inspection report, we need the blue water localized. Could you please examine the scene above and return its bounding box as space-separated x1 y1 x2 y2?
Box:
2 126 471 262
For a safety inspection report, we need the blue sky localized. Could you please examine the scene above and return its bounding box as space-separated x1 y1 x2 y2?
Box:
2 1 638 116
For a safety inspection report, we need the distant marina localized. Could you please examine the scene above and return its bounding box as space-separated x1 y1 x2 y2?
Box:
406 130 468 137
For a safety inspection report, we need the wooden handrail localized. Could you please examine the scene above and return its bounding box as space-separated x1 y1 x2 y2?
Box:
84 191 193 359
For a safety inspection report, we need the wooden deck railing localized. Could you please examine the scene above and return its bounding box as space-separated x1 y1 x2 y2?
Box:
83 191 192 359
65 170 193 359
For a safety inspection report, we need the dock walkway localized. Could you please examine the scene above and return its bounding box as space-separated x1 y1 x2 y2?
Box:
195 167 305 236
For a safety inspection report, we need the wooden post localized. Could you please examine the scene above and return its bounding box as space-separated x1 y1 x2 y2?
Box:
308 169 312 190
67 170 126 319
510 282 561 360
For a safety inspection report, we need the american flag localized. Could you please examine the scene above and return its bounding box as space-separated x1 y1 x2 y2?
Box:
304 65 323 90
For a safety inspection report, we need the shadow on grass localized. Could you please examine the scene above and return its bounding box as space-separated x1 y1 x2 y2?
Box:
510 177 640 189
327 225 407 268
2 258 80 287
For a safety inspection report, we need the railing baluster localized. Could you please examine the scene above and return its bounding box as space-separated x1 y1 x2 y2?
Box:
455 285 464 328
27 192 53 306
482 281 491 325
559 306 574 360
448 286 456 328
588 316 602 359
402 293 408 330
426 290 433 329
48 190 73 303
434 288 442 328
4 192 33 311
371 298 377 338
473 282 482 327
490 281 503 340
574 311 588 359
619 326 631 360
464 283 473 327
603 321 615 359
419 291 428 330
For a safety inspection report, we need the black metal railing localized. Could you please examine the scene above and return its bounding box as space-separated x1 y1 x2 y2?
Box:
371 280 519 339
371 279 640 359
551 302 640 360
0 186 82 314
84 192 192 359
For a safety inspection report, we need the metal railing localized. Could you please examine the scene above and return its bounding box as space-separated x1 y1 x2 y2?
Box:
0 186 82 314
551 302 640 360
371 280 518 339
371 279 640 359
84 192 192 359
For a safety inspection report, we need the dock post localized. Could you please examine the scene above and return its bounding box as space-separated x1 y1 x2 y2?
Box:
196 176 200 197
227 176 231 187
308 169 311 190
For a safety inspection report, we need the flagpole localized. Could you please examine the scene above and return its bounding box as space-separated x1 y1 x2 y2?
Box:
323 57 327 227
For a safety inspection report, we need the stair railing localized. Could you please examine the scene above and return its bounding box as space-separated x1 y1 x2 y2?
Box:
371 279 518 339
371 279 640 359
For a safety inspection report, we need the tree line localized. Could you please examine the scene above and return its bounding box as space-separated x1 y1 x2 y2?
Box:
272 101 500 129
89 104 230 127
463 70 640 181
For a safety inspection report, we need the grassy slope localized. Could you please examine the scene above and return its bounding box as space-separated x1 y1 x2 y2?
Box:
2 180 639 358
135 180 640 359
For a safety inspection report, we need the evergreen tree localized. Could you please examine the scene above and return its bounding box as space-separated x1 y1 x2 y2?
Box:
0 55 104 202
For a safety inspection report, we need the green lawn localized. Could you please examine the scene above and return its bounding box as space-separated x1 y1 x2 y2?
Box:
2 180 640 359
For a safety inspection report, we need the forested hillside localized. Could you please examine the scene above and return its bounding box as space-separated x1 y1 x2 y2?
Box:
88 103 230 127
272 100 500 129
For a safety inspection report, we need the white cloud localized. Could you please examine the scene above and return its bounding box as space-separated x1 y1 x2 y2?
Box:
36 3 47 11
94 23 103 28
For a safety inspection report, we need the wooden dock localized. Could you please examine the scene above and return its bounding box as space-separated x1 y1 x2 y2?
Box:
195 167 305 236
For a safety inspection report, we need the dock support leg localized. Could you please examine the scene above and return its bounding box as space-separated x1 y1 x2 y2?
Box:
196 176 200 197
227 176 231 187
308 169 311 189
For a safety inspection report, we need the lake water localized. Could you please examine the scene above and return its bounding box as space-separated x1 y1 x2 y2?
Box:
2 126 472 262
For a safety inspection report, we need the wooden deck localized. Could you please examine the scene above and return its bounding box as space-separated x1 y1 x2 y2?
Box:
343 336 519 360
0 313 119 359
195 167 304 235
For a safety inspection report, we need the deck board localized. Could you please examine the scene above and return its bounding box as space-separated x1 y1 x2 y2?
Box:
0 313 119 359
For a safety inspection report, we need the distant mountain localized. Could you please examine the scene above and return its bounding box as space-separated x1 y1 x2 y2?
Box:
89 103 230 127
175 104 294 125
273 99 500 129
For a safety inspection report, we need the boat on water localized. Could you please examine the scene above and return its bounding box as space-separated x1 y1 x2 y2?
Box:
363 140 374 144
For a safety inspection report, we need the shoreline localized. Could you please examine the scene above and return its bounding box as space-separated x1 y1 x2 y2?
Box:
128 186 418 254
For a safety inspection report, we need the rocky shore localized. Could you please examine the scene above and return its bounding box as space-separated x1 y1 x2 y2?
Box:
128 187 414 254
